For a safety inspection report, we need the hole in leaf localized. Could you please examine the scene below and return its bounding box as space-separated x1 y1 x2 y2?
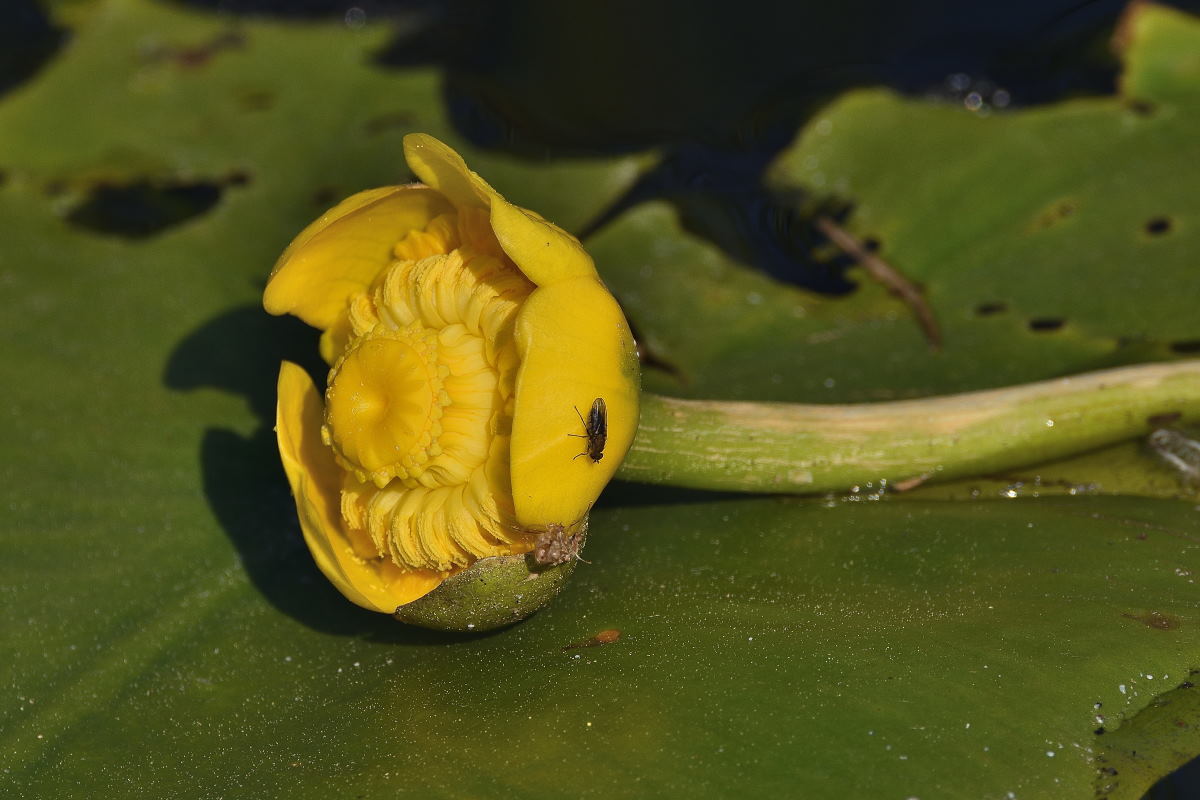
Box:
1170 340 1200 355
225 170 252 187
66 180 223 239
236 89 274 111
1125 99 1156 116
1028 317 1065 332
313 186 339 206
1144 216 1172 236
975 301 1007 316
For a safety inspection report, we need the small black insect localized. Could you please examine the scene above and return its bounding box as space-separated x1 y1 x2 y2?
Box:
569 397 607 462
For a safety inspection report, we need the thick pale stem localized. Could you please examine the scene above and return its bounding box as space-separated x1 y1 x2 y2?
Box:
615 361 1200 493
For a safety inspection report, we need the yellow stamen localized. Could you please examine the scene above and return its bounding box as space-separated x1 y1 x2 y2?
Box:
317 211 538 575
323 327 446 487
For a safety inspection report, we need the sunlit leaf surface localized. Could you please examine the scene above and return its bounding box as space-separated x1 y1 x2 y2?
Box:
3 1 1199 798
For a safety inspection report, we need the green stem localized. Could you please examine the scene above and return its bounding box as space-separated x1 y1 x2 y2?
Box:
615 361 1200 493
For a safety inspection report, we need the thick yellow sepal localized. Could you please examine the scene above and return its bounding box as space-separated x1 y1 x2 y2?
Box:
510 276 640 528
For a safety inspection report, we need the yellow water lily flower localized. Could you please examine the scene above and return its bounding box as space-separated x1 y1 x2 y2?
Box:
265 134 639 619
265 137 1200 634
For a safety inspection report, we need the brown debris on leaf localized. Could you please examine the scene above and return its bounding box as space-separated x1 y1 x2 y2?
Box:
563 629 621 651
815 215 942 351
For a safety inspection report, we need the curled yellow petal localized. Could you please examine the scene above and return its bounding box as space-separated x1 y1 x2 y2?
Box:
510 277 641 528
403 132 596 286
402 134 488 212
487 196 597 286
275 362 445 611
264 185 453 330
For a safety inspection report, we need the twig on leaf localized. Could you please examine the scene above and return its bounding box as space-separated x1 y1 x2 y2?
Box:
815 215 942 352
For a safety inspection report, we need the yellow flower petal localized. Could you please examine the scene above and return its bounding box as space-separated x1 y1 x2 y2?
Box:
403 133 596 286
276 362 444 611
317 313 354 365
402 134 488 212
488 196 597 286
264 185 453 330
509 276 640 528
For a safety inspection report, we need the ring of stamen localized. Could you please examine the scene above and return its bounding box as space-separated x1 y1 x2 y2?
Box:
321 212 538 576
323 326 446 488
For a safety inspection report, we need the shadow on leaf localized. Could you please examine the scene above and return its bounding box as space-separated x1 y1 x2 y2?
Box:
164 302 744 634
165 304 489 643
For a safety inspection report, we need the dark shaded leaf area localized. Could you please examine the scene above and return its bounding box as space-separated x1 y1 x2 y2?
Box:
2 1 1199 798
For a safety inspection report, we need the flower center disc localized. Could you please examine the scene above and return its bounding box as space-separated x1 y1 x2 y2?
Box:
325 334 443 486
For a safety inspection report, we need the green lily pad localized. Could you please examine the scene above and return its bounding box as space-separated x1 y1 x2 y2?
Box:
4 0 1200 798
7 490 1200 798
580 3 1200 794
764 3 1200 397
0 0 652 239
586 5 1200 503
585 200 1200 502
